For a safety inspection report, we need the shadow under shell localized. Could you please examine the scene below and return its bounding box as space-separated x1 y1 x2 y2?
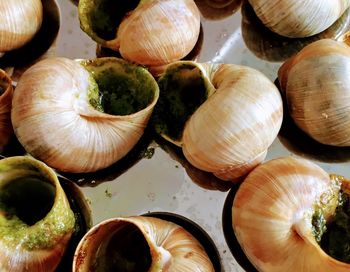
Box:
154 134 234 192
0 0 60 81
222 184 258 272
55 176 92 271
143 211 222 272
241 1 350 62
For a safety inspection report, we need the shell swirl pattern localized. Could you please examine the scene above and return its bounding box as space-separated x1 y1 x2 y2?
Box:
11 57 159 173
232 156 350 271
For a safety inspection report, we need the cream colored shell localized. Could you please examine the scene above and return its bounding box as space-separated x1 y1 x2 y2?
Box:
182 63 283 181
73 216 215 272
11 57 159 173
232 156 350 272
278 39 350 146
0 156 75 272
0 0 43 54
248 0 350 38
79 0 200 67
0 69 13 152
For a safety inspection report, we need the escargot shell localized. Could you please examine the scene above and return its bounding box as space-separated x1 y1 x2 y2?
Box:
232 156 350 272
11 57 159 173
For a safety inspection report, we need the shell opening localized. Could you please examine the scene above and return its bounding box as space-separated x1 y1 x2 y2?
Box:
314 178 350 264
0 176 55 226
81 58 157 116
78 0 141 42
152 63 210 143
89 222 152 271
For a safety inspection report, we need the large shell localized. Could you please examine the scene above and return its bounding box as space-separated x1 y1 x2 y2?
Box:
78 0 200 67
73 216 215 271
278 39 350 146
0 156 75 272
11 57 159 173
247 0 350 38
232 156 350 271
0 0 43 54
0 69 13 152
153 61 283 182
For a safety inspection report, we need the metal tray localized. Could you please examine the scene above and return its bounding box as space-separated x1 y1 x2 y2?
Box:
6 1 350 271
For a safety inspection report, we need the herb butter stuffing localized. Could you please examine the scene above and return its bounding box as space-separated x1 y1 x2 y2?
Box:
0 193 75 251
152 63 209 142
311 175 350 263
81 58 156 116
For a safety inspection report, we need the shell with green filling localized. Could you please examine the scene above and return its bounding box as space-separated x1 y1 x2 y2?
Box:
152 61 283 182
0 156 75 272
11 57 159 173
232 156 350 271
78 0 200 67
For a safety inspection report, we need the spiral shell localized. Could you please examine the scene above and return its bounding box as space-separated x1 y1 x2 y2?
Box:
247 0 350 38
153 61 283 181
0 0 43 54
73 216 214 272
278 39 350 146
78 0 200 67
11 57 159 173
232 156 350 271
0 156 75 272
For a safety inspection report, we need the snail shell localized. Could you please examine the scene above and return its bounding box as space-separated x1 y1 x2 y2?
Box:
0 69 13 152
241 2 350 62
278 39 350 146
11 57 159 173
73 216 214 271
153 61 283 181
0 0 43 54
0 156 75 272
78 0 200 67
232 156 350 271
247 0 350 38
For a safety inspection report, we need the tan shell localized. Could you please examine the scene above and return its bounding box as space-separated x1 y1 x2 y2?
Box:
0 156 75 272
79 0 200 67
0 0 43 54
73 216 215 272
11 57 159 173
232 156 350 272
182 63 283 181
278 39 350 146
0 69 13 152
248 0 350 38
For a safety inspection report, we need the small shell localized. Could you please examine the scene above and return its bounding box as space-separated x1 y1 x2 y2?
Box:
0 69 13 152
248 0 350 38
153 61 283 181
0 156 75 272
78 0 200 67
232 156 350 272
11 57 159 173
73 216 215 272
278 39 350 146
0 0 43 54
